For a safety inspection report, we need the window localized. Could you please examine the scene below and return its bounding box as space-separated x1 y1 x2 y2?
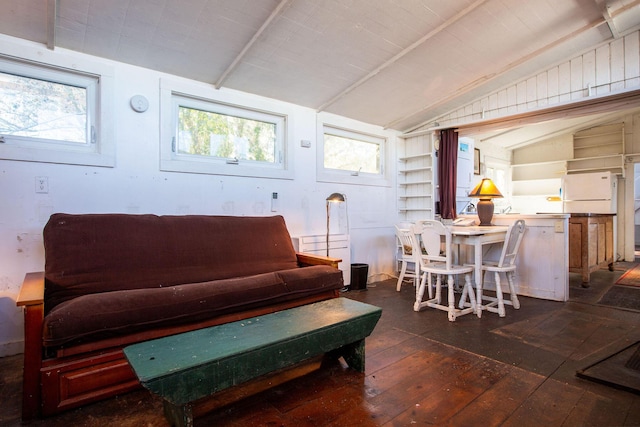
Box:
324 127 381 174
176 103 279 164
0 55 114 167
160 81 290 179
317 122 389 186
485 157 510 211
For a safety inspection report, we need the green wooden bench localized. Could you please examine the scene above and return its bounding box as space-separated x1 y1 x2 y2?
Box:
123 297 382 427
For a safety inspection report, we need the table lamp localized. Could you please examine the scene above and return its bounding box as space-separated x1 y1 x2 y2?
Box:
468 178 503 226
326 193 346 256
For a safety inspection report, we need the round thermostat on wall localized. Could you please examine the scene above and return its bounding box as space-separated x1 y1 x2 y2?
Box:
130 95 149 113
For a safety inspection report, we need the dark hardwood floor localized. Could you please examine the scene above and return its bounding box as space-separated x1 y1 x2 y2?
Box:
2 262 640 426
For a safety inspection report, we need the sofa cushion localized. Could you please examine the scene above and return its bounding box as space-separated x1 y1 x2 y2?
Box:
43 265 343 347
43 214 300 312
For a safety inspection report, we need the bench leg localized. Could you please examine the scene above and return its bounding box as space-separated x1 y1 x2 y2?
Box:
163 400 193 427
340 339 366 372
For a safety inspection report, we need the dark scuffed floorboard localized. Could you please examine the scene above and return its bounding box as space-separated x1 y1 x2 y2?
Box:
2 262 640 426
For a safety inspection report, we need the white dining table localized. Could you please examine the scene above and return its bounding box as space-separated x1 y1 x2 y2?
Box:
449 225 508 302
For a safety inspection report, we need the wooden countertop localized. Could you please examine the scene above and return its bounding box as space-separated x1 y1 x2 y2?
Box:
569 213 616 217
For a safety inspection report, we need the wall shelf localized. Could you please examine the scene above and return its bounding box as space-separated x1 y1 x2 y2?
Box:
399 166 432 173
568 123 624 177
399 153 431 161
397 132 435 221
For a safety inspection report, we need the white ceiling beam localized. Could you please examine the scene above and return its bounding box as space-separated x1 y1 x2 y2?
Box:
475 111 625 149
214 0 292 89
454 88 640 137
391 17 610 133
315 0 490 113
607 0 640 18
46 0 57 50
606 0 640 37
594 0 619 38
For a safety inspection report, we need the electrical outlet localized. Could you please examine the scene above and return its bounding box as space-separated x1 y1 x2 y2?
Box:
35 176 49 194
554 220 564 233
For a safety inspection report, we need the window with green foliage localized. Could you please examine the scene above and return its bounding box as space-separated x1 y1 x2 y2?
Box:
161 90 288 178
177 106 277 164
323 129 381 174
317 122 388 186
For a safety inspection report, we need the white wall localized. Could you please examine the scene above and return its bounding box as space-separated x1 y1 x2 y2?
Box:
0 36 400 357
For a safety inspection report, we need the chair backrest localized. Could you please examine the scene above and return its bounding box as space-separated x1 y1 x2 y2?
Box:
396 221 414 230
497 219 526 268
412 220 452 270
395 224 415 258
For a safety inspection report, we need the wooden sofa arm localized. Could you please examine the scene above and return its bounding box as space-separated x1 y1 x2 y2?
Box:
296 252 342 269
16 272 45 421
17 271 45 307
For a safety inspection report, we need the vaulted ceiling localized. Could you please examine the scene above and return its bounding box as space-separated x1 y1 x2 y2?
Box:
1 0 640 140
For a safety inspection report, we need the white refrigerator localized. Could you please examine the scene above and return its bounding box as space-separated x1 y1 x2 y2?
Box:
561 171 617 214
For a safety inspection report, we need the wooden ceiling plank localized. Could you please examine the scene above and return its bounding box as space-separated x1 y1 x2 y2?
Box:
315 0 490 113
392 17 609 133
214 0 292 90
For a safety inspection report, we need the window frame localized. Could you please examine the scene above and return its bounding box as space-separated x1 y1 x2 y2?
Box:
160 79 292 180
0 54 114 168
317 118 391 187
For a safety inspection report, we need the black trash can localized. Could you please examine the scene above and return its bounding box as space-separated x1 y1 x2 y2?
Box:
350 263 369 291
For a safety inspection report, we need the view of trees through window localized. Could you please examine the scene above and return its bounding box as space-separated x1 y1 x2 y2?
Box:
324 132 380 174
0 71 87 143
177 106 276 162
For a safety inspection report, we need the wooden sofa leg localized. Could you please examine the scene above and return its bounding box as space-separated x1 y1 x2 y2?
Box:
22 303 44 421
163 401 194 427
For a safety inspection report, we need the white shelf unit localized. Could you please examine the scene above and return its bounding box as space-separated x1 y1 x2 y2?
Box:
511 160 567 197
568 122 624 176
397 132 435 221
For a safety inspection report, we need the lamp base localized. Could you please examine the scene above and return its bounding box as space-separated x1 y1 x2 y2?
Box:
476 198 495 226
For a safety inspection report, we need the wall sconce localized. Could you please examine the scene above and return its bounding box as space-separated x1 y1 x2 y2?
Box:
326 193 346 256
468 178 503 226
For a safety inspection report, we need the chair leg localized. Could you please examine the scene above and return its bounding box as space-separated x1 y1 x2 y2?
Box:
426 272 434 300
494 271 506 317
447 274 456 322
416 271 427 300
462 273 476 314
476 271 485 318
396 261 408 291
434 274 442 304
459 279 468 309
507 271 520 309
413 272 427 311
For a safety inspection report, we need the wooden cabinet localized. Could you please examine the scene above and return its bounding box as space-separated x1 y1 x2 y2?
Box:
568 214 615 283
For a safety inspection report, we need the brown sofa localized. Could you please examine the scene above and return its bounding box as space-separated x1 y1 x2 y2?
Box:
17 213 344 420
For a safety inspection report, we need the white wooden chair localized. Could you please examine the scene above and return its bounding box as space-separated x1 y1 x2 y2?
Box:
412 220 476 322
477 219 526 318
395 223 418 292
